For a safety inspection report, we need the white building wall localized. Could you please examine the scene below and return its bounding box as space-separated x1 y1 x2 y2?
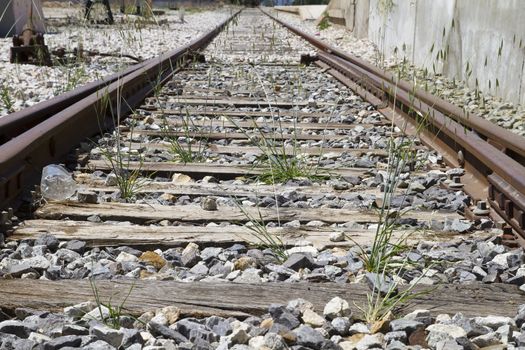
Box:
331 0 525 105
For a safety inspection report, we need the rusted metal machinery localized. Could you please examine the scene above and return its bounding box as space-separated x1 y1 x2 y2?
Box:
10 31 50 65
8 3 50 66
260 8 525 244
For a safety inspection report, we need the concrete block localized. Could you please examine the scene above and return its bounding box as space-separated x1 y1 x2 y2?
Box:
297 5 326 21
275 5 327 21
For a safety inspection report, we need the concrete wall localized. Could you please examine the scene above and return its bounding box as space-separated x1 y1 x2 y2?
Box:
329 0 525 106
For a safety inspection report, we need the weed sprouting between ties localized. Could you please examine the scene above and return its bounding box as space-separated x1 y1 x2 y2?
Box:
161 110 209 164
233 198 288 263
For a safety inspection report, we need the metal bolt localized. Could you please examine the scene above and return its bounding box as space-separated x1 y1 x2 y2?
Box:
448 176 464 188
0 211 8 225
458 150 465 167
473 200 490 216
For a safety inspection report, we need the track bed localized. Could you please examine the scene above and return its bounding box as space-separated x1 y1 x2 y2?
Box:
1 8 525 350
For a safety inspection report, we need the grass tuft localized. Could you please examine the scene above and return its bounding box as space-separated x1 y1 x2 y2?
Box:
0 84 14 113
89 277 141 329
233 198 288 263
317 12 331 31
161 110 208 164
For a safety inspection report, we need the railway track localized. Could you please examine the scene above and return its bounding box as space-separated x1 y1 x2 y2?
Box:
0 7 525 350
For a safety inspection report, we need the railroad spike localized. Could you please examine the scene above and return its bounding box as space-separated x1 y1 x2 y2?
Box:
458 149 465 167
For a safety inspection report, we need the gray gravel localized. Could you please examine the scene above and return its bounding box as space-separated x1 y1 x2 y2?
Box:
1 232 521 290
1 293 525 349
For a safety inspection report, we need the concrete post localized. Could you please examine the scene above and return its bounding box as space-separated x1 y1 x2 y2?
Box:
0 0 45 37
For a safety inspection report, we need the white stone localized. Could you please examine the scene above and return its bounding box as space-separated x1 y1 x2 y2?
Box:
150 313 168 326
349 322 370 334
404 309 431 320
22 256 50 270
140 331 154 342
435 314 452 324
356 334 385 350
492 253 511 268
339 341 355 350
116 252 139 263
230 320 251 332
105 173 118 186
329 231 345 242
426 324 467 348
287 298 314 314
302 309 326 327
156 306 180 325
323 297 351 320
474 315 516 330
81 305 110 322
227 328 250 345
248 336 265 348
90 324 124 347
305 220 326 227
64 301 97 319
471 332 502 347
496 324 513 344
28 332 51 343
283 220 301 228
286 246 319 257
172 173 193 183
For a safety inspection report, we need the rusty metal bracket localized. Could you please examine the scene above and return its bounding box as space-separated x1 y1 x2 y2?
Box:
10 29 51 66
488 174 525 239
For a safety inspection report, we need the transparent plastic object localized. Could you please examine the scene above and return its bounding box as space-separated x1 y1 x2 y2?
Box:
40 165 77 200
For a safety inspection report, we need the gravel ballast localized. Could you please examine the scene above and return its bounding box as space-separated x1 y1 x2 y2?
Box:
0 5 233 116
1 7 524 350
1 294 525 349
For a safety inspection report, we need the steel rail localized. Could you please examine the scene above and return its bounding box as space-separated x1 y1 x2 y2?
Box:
0 10 241 210
0 56 149 145
261 8 525 239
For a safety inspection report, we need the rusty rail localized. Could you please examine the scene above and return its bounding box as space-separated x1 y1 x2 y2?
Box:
1 30 211 145
0 10 241 209
262 8 525 240
263 9 525 165
0 64 143 145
